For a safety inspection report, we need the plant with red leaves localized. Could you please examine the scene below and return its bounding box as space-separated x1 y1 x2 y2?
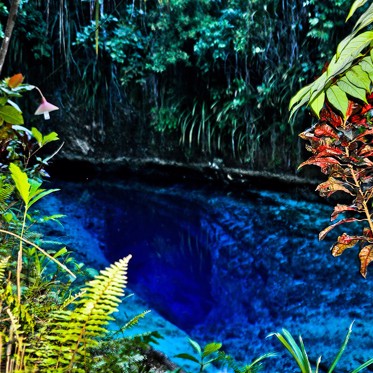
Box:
292 0 373 277
299 96 373 277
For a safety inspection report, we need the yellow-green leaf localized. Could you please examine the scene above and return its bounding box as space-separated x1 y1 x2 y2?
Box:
326 85 349 118
0 105 23 124
9 163 30 205
338 77 367 103
309 91 325 117
346 0 368 22
346 65 371 91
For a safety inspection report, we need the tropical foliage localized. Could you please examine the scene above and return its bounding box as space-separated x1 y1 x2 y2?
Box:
270 322 373 373
293 0 373 277
0 73 144 372
0 0 353 171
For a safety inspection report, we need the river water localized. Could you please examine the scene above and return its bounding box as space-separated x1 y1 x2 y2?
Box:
42 177 373 372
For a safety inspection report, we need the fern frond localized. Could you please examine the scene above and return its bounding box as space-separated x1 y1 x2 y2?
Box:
0 183 14 212
112 309 151 338
0 256 9 281
35 255 132 372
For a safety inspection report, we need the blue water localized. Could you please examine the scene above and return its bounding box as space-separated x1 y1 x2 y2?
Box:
52 179 373 372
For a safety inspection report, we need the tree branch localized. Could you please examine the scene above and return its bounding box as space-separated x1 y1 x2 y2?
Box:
0 0 21 76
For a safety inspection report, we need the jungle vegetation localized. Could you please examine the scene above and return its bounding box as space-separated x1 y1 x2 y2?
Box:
0 0 355 171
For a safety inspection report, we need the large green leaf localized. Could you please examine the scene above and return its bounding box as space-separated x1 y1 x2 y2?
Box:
338 77 367 103
346 65 371 92
346 0 368 22
326 85 349 118
334 31 373 69
0 105 23 124
351 2 373 33
9 163 30 205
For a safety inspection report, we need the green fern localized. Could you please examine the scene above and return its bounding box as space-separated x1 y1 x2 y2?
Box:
33 255 132 372
0 256 9 281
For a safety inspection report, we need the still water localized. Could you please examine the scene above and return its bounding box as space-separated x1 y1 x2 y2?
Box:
50 178 373 371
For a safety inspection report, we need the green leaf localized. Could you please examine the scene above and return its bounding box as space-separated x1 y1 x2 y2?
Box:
350 358 373 373
174 353 200 364
28 188 59 208
328 322 353 373
326 85 349 118
0 97 7 105
9 163 30 205
346 0 368 22
310 91 325 117
346 65 371 91
43 131 59 145
31 127 43 146
352 2 373 34
188 338 202 355
337 77 367 102
0 105 23 124
289 82 313 110
202 342 222 358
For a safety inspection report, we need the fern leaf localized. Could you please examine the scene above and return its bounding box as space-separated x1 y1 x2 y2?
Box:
35 255 132 372
0 256 9 281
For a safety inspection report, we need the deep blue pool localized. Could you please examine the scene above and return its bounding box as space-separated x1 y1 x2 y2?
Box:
49 178 373 372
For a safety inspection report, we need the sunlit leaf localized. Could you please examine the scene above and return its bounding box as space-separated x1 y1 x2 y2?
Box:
346 0 368 22
31 127 43 146
359 244 373 278
351 2 373 34
202 342 222 358
338 78 367 103
346 66 371 92
326 85 349 118
0 105 23 124
310 91 325 117
9 163 30 205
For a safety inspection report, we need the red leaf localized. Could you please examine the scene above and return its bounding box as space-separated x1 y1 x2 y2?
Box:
319 217 365 240
316 177 353 198
359 244 373 278
298 156 340 174
330 204 358 221
331 233 361 257
361 104 373 115
346 100 354 119
314 124 339 139
319 107 343 128
348 114 367 126
358 144 373 157
315 145 345 158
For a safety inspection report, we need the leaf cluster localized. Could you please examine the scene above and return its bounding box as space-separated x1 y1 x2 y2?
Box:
294 2 373 278
269 322 373 373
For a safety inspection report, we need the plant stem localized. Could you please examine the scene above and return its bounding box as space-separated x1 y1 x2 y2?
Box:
16 207 27 303
349 165 373 235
